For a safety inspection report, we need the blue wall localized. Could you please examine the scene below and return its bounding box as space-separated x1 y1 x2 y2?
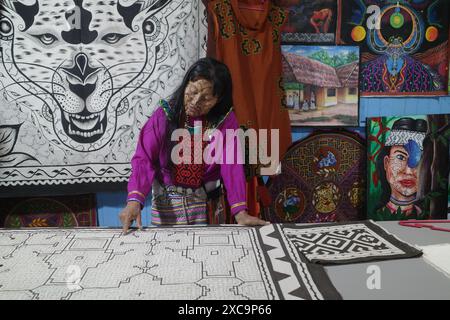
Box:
97 96 450 227
97 191 153 227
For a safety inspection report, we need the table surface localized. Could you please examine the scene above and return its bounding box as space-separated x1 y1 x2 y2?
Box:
326 221 450 300
1 221 449 300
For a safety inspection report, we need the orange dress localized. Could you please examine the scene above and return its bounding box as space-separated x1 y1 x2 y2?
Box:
207 0 292 159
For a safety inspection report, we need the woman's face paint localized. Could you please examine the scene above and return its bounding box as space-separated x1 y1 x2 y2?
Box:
384 145 419 199
184 79 218 117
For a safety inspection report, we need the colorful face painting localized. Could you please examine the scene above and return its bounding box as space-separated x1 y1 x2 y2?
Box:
279 0 338 43
0 0 207 191
282 45 360 126
338 0 449 96
367 115 450 221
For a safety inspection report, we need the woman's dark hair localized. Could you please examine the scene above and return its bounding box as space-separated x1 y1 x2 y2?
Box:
168 57 233 127
163 58 233 169
390 117 427 133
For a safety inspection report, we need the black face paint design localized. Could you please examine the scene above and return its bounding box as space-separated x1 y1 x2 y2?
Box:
117 0 170 31
13 0 39 31
1 0 174 151
58 52 107 144
61 0 97 44
117 0 143 30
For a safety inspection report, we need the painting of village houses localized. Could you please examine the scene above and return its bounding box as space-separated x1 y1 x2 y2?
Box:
282 45 360 126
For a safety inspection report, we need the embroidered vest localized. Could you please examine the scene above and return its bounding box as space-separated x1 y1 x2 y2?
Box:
173 118 208 188
159 99 233 188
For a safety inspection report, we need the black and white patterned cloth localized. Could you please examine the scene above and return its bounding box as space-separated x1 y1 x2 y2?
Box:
0 225 340 300
0 221 421 300
0 0 207 191
279 220 422 265
385 130 427 150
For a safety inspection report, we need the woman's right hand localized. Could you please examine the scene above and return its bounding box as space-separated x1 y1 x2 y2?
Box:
119 201 143 234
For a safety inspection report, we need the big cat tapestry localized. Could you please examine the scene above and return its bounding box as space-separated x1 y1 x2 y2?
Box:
0 0 207 192
338 0 449 96
367 115 450 221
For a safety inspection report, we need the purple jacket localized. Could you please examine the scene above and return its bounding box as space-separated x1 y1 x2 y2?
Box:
127 104 248 216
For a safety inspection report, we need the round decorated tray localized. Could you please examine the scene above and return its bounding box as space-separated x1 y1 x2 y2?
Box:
264 130 366 223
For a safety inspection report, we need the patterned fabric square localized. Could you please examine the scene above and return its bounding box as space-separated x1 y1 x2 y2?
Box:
173 135 207 188
277 221 422 265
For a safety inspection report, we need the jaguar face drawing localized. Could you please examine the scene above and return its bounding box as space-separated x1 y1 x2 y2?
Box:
0 0 175 151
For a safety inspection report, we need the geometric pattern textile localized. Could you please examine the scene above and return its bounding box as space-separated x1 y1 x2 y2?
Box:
280 221 422 265
173 135 207 188
264 130 366 223
0 225 341 300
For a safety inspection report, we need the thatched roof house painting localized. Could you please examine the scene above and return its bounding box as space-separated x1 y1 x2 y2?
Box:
336 61 359 104
282 46 360 126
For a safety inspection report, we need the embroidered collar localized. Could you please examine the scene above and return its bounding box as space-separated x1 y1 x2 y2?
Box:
389 196 416 206
160 99 175 121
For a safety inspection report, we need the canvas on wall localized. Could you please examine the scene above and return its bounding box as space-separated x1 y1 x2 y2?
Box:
338 0 449 96
0 194 97 228
0 0 207 192
448 171 450 217
282 45 360 127
367 115 450 221
278 0 338 44
264 130 366 223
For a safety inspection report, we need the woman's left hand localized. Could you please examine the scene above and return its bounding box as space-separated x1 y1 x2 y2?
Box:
235 211 270 226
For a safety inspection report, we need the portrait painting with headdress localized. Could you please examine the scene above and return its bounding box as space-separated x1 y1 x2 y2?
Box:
368 115 450 221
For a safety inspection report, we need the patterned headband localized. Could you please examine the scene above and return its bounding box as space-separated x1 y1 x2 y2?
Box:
385 130 426 151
